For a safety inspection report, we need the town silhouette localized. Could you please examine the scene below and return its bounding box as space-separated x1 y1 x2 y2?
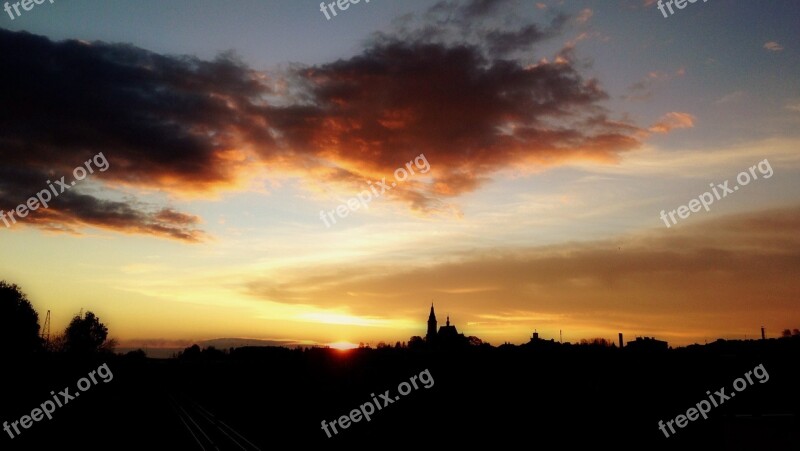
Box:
2 281 798 449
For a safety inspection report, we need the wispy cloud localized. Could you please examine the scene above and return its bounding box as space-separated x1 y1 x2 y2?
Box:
764 41 784 52
575 8 593 24
648 112 695 134
624 68 686 101
715 90 747 105
786 102 800 112
245 206 800 344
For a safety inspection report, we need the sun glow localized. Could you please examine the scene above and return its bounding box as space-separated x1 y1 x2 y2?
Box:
328 341 359 350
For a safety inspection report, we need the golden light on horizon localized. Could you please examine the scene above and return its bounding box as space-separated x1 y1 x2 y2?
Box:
328 341 359 350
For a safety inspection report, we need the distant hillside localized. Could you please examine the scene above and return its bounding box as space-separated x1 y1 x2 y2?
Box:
118 337 314 358
198 337 311 349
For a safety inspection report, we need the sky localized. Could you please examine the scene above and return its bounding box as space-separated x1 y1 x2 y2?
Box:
1 0 799 349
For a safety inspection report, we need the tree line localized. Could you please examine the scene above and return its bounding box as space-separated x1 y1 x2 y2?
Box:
0 280 113 355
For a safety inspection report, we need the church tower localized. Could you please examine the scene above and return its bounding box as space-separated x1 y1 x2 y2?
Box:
426 303 437 342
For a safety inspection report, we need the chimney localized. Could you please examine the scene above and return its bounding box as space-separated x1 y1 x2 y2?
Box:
618 332 624 349
761 326 765 340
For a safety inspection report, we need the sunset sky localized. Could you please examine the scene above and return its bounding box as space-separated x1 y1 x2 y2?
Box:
1 0 799 350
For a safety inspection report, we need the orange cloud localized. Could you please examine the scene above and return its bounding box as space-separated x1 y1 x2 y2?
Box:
245 206 800 345
649 112 696 133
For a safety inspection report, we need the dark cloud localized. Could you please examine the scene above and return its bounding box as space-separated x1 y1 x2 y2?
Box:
381 0 567 58
0 1 653 238
484 23 550 54
0 165 205 241
461 0 511 18
0 31 268 181
0 29 266 240
275 39 640 209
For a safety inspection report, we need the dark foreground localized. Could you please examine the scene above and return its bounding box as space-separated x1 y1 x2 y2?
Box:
1 339 799 450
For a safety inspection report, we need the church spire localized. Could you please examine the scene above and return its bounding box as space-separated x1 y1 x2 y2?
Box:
426 302 437 342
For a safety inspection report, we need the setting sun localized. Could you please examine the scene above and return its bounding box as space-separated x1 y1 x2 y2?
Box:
328 341 359 351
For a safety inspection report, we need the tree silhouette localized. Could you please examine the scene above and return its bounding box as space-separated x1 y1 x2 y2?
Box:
580 338 612 347
48 332 67 352
179 344 202 360
63 311 109 354
124 349 147 360
0 281 41 353
407 336 425 350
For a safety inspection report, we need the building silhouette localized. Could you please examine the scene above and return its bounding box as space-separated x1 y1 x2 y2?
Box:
425 303 467 347
525 329 558 350
438 315 459 339
626 336 668 351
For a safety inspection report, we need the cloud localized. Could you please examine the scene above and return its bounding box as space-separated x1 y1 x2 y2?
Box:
381 1 569 57
0 30 264 240
715 90 747 105
1 2 683 239
0 165 206 241
461 0 515 18
279 40 644 208
764 41 784 52
623 68 686 101
245 206 800 344
575 8 593 24
568 136 800 179
648 112 695 133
